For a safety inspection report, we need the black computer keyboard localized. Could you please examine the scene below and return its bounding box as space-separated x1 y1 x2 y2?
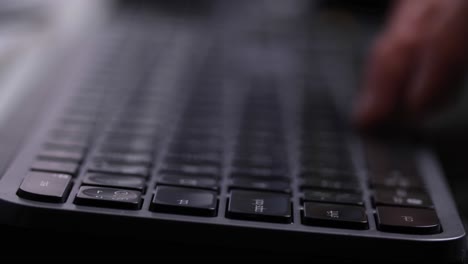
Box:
0 5 465 262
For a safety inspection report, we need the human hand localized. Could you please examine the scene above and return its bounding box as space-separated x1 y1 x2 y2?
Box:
354 0 468 129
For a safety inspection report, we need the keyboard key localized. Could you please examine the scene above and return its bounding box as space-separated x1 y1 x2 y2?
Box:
44 141 88 152
160 164 220 178
88 161 149 178
75 186 142 210
373 189 433 208
300 169 356 181
32 160 80 176
92 153 153 166
369 170 422 189
17 172 72 203
158 174 218 190
82 173 146 191
38 148 85 163
164 154 221 166
230 178 291 193
227 190 291 223
302 202 368 230
303 190 363 206
376 206 441 234
98 141 155 154
230 168 287 180
151 186 217 216
301 178 360 192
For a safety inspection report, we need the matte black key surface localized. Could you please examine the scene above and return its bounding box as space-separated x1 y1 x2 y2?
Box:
83 173 146 191
92 153 153 166
227 190 291 223
303 190 363 206
98 142 154 154
45 141 88 152
158 174 218 190
75 186 142 210
369 170 423 189
300 169 357 180
231 167 287 180
160 164 220 178
164 154 221 166
302 202 368 230
230 178 291 193
376 206 441 234
88 161 149 178
38 149 85 163
373 189 433 208
151 186 217 216
17 172 72 203
301 178 360 192
32 160 80 176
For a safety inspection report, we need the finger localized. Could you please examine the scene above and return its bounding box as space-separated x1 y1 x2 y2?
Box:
354 1 435 128
407 0 468 116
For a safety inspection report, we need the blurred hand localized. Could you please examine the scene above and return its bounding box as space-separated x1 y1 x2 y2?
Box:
354 0 468 129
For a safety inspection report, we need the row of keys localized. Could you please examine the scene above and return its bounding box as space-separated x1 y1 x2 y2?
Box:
17 172 441 234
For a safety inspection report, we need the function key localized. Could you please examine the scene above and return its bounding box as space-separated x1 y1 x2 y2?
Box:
301 178 360 193
303 190 363 206
32 160 80 176
230 167 287 181
160 164 220 178
369 170 423 189
376 206 441 234
373 189 433 208
82 173 146 191
88 161 149 178
17 172 72 203
164 153 221 167
92 152 153 166
230 177 291 193
227 190 291 223
75 186 142 210
151 186 217 217
158 174 218 191
38 148 85 163
300 169 356 180
302 202 368 230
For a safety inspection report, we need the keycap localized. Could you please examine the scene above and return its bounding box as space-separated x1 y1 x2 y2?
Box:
164 154 221 167
376 206 441 234
75 186 142 210
373 189 433 208
301 178 360 192
17 172 72 203
151 186 217 216
88 161 149 178
158 174 218 190
83 173 146 191
38 148 85 163
302 202 368 230
160 164 220 178
369 170 422 189
230 178 291 193
32 160 80 176
98 141 155 154
50 129 90 142
44 141 88 153
227 190 291 223
230 167 286 180
300 169 356 180
92 152 153 166
303 190 363 206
